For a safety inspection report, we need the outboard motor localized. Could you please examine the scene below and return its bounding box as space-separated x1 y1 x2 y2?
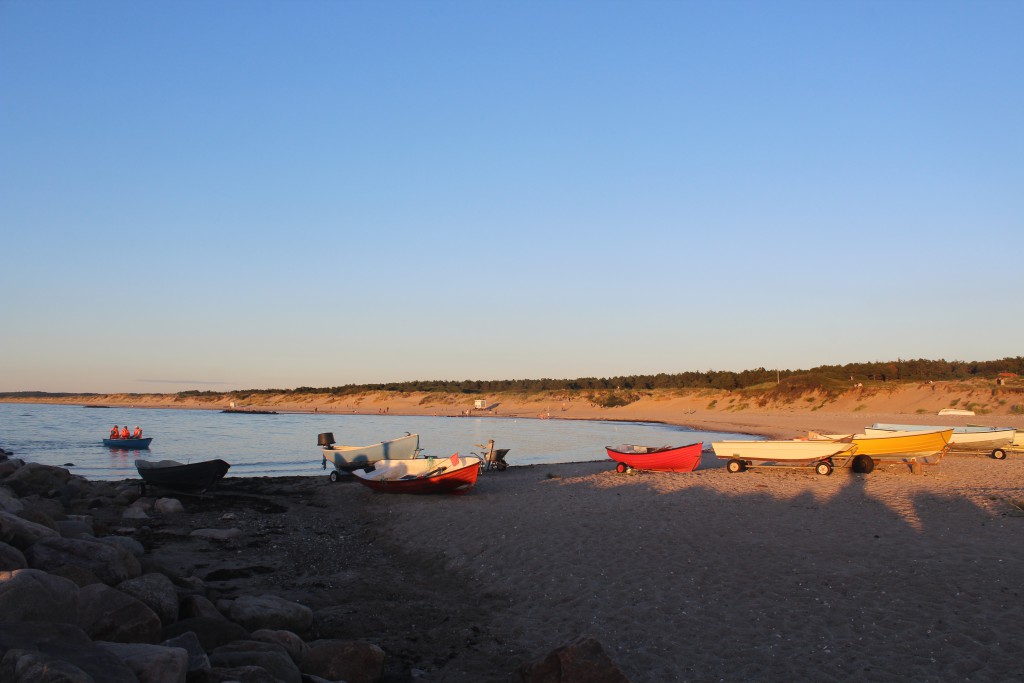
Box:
317 432 335 447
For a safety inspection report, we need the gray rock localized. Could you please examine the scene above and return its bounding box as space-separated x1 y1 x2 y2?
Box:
26 535 142 585
228 594 314 634
161 617 249 651
57 519 96 538
99 534 146 557
20 495 67 523
301 639 386 683
49 564 104 587
251 629 309 665
77 583 162 643
154 498 185 514
210 641 302 683
117 572 179 625
3 462 74 497
0 621 137 683
0 486 24 513
0 540 27 571
123 507 149 520
520 635 631 683
0 509 61 549
0 568 79 623
194 665 280 682
96 641 189 683
179 594 226 621
0 648 95 683
190 527 242 541
161 631 211 672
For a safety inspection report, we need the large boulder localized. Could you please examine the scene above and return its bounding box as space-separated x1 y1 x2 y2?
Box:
250 629 308 665
0 540 27 571
25 535 142 585
0 486 24 513
161 631 211 674
0 621 137 683
77 583 162 643
161 617 250 652
0 510 60 549
96 641 189 683
520 636 631 683
0 648 95 683
3 462 73 497
210 640 301 683
0 568 79 623
117 572 179 625
190 665 280 682
227 594 313 634
179 594 226 621
301 639 386 683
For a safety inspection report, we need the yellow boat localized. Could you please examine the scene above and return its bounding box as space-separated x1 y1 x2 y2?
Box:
811 429 953 458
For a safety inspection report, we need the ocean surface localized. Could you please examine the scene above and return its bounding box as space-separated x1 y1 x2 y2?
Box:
0 402 759 481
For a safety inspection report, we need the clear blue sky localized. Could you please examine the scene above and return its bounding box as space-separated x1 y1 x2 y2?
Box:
1 1 1021 394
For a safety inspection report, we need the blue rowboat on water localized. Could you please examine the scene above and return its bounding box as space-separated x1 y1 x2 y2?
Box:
103 437 153 449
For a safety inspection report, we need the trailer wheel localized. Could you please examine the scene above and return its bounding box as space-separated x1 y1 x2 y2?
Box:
815 461 834 476
726 459 746 473
329 470 339 482
992 448 1007 460
615 462 628 474
851 455 875 474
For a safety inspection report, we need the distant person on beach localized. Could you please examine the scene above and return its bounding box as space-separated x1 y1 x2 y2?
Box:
132 426 143 438
120 426 130 439
110 425 119 439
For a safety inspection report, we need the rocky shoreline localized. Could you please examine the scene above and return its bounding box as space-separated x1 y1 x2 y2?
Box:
0 449 628 682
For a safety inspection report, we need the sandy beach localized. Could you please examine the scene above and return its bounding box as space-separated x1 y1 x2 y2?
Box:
4 385 1024 681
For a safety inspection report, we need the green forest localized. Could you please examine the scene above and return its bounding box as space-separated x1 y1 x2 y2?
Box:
3 357 1021 401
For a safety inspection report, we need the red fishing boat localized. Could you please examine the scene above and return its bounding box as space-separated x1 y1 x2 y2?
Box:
352 453 481 494
605 442 704 473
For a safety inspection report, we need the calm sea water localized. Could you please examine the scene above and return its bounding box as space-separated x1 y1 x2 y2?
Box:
0 402 758 481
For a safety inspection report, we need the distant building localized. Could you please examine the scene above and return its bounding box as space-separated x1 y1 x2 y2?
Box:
474 399 487 409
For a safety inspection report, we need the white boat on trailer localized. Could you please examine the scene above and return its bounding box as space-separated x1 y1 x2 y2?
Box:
318 432 421 480
867 424 1015 458
711 439 857 476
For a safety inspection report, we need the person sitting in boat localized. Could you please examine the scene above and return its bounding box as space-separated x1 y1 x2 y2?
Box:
132 426 143 438
120 426 130 439
110 425 120 439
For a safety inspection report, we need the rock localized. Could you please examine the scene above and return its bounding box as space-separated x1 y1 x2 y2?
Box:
49 564 104 587
161 631 211 673
210 640 302 683
250 629 309 665
228 594 314 634
190 665 281 682
179 594 227 621
0 648 95 683
123 507 149 520
3 462 73 497
0 509 61 549
20 495 67 523
25 535 142 585
95 641 190 683
301 639 385 683
99 534 146 557
0 621 137 683
117 572 180 625
57 519 96 538
77 583 162 643
520 636 631 683
154 498 185 514
0 457 26 479
0 540 27 570
0 486 24 513
0 568 79 623
161 617 250 651
190 527 242 541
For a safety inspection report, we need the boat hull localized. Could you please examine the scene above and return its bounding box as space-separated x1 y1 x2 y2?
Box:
816 429 953 458
135 458 230 493
352 454 480 494
867 425 1010 450
605 443 703 472
322 433 420 471
711 440 855 463
103 437 153 449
